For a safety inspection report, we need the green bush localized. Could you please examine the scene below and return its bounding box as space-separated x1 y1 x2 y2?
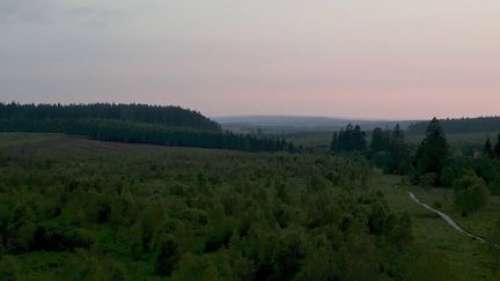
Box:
155 236 181 276
454 171 490 216
419 173 438 189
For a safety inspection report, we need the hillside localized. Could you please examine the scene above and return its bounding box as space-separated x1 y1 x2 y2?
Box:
0 103 221 131
407 116 500 135
0 103 295 153
215 115 417 134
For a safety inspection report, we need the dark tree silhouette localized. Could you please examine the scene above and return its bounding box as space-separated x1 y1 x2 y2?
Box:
0 103 296 153
414 118 450 184
495 134 500 159
407 116 500 135
330 124 367 153
484 138 494 158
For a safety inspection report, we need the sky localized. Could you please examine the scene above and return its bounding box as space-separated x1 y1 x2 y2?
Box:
1 0 500 119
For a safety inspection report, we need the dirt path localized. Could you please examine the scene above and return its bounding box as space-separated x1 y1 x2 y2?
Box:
408 192 500 250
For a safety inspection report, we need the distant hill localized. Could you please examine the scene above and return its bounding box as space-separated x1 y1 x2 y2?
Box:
407 116 500 135
0 103 221 131
0 103 296 153
215 115 418 133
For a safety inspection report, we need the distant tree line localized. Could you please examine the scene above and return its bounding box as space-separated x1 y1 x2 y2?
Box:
409 118 499 216
330 124 411 174
330 118 500 216
370 125 411 174
483 134 500 160
330 124 367 152
0 103 297 153
407 116 500 135
0 102 221 131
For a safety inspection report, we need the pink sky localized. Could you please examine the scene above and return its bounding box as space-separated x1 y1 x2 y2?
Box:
2 0 500 119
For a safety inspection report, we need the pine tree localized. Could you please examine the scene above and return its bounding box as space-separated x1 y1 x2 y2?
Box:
370 128 386 152
495 134 500 159
415 118 449 184
155 237 180 276
330 132 339 152
331 124 367 153
484 138 494 158
392 124 404 142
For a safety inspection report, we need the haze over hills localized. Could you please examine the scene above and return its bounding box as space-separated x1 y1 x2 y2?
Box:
215 115 420 134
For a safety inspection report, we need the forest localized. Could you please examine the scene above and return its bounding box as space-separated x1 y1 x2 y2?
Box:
407 116 500 135
0 103 221 131
0 103 296 153
0 134 416 281
1 106 500 280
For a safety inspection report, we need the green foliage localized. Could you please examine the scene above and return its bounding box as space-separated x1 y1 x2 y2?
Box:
0 102 220 131
407 116 500 135
331 124 367 153
0 255 20 281
453 171 490 215
404 250 456 281
369 124 411 174
155 236 181 276
489 219 500 272
0 134 415 280
495 134 500 159
415 118 450 185
419 173 438 190
0 103 297 153
440 158 470 187
484 138 494 158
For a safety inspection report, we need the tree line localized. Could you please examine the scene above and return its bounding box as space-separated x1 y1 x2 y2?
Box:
483 134 500 160
0 102 221 131
0 103 297 153
331 118 500 216
330 123 411 174
407 116 500 135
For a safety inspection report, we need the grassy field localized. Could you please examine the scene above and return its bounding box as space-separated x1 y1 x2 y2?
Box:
375 174 500 281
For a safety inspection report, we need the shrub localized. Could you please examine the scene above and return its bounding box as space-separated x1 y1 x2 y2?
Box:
0 256 19 281
419 173 438 189
454 171 489 216
155 236 181 276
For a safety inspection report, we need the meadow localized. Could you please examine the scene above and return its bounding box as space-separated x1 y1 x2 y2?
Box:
375 175 500 281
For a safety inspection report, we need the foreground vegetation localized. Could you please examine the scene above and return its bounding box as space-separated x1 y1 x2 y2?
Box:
1 104 500 280
0 133 422 281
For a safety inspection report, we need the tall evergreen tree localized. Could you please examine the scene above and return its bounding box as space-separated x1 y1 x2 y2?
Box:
370 128 387 152
415 118 449 183
392 124 404 142
484 138 494 158
353 125 367 151
495 134 500 159
331 124 367 153
330 132 339 152
369 124 410 174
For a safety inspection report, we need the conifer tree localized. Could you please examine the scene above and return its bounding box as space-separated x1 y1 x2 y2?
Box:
484 138 494 158
495 134 500 159
415 118 449 184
